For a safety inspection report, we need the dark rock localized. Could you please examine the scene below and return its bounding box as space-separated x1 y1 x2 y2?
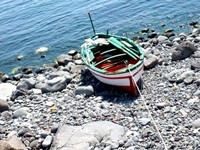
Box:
0 99 9 112
41 55 46 58
148 33 157 39
171 42 197 61
164 29 174 33
141 28 149 34
22 68 33 74
13 74 23 81
189 21 199 27
1 74 10 82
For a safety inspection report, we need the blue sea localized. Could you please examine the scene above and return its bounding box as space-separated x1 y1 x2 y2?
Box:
0 0 199 74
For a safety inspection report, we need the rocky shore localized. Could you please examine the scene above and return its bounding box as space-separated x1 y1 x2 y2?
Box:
0 27 200 150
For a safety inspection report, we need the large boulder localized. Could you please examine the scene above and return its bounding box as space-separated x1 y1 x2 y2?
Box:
52 121 126 150
171 42 197 61
0 136 27 150
0 83 16 100
41 77 67 93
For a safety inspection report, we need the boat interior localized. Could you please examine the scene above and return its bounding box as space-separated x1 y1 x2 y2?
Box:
88 40 141 73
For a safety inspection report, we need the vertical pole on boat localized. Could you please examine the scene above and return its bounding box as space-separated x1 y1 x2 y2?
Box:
88 12 96 35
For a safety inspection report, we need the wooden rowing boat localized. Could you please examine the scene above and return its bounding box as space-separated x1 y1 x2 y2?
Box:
81 33 144 96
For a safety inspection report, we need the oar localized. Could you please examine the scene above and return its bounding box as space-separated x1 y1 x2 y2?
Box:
121 40 140 55
108 38 137 60
108 37 139 59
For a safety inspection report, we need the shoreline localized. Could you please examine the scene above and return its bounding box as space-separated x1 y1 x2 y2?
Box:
0 27 200 149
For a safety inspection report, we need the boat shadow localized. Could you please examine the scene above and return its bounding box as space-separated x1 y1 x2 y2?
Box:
81 69 140 104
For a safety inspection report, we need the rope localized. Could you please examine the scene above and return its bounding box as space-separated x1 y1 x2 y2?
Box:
125 62 168 150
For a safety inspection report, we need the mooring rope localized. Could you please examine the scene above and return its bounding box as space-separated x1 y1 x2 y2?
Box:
125 62 168 150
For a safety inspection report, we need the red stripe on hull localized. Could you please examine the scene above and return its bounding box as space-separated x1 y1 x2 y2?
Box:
89 65 144 96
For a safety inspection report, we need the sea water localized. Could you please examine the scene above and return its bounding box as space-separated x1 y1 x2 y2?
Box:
0 0 199 74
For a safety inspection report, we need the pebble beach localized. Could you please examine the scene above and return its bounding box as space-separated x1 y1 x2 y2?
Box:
0 26 200 150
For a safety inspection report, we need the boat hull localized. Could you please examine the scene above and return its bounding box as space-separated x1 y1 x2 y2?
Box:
88 63 144 96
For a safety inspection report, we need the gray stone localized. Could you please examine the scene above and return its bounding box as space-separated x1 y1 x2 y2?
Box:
57 54 72 66
0 99 9 112
41 77 67 93
18 128 31 137
0 83 16 100
144 56 158 70
75 86 94 96
13 107 28 118
171 42 197 61
16 78 36 90
52 121 126 150
191 119 200 128
138 118 151 126
42 135 53 148
10 89 26 101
